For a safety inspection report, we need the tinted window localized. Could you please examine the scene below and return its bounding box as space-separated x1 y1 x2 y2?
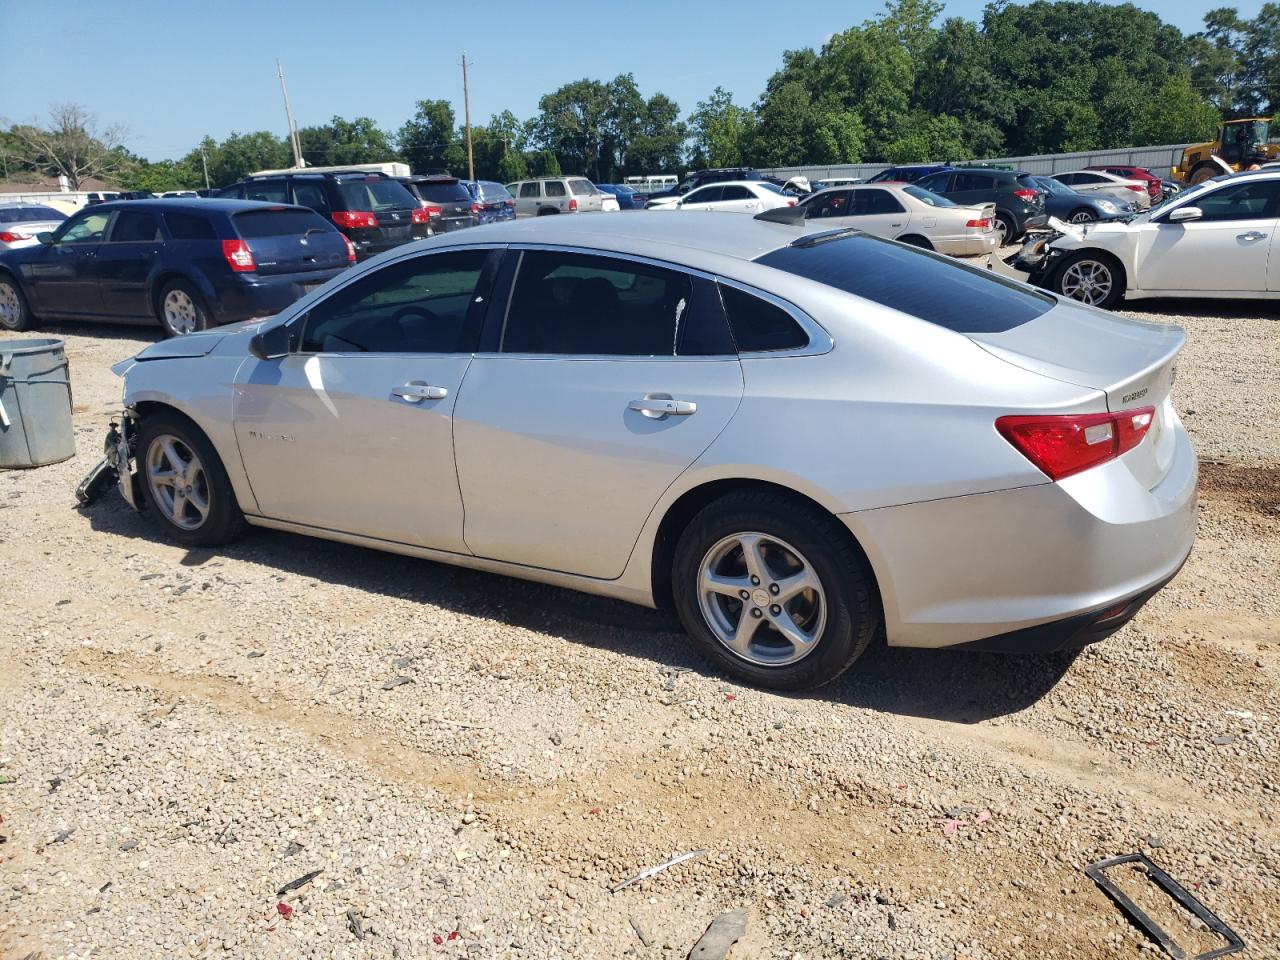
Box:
479 181 512 201
414 181 472 202
855 189 905 214
1054 173 1078 185
804 191 851 218
903 185 955 207
338 178 416 212
1015 174 1040 190
721 185 752 201
109 210 161 242
302 249 489 354
0 206 65 223
244 179 288 203
519 182 540 198
234 209 333 238
756 234 1053 334
1075 174 1105 184
291 182 331 213
502 250 691 356
164 212 218 240
215 184 245 199
568 179 596 196
544 181 567 198
915 173 950 192
56 211 110 243
719 284 808 352
952 173 992 191
684 186 723 205
1190 180 1280 222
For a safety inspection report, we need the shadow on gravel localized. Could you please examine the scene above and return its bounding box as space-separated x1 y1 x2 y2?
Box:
82 496 1073 722
1122 299 1280 320
27 320 164 343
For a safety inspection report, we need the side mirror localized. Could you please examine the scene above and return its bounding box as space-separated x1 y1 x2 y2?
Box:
1168 206 1202 223
37 232 54 245
249 322 293 360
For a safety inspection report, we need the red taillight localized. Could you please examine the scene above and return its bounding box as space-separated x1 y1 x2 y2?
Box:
343 236 356 264
331 210 378 229
787 200 797 207
410 207 431 224
425 204 442 219
221 239 255 273
1125 184 1144 192
996 406 1155 481
470 202 480 215
0 231 31 243
1013 188 1038 201
965 218 991 229
568 198 578 212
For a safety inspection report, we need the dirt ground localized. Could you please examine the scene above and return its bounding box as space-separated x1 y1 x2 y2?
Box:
1 302 1277 960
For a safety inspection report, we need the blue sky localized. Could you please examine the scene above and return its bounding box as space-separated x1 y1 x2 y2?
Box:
0 0 1261 161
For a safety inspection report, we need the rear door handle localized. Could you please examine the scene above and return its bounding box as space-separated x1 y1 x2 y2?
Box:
629 396 696 419
1238 231 1267 241
392 381 448 402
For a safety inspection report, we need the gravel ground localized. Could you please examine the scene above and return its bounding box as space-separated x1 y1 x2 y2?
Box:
1 300 1277 960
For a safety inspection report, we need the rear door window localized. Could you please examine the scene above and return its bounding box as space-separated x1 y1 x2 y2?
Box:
233 209 334 237
756 234 1052 334
501 250 691 356
568 179 596 196
860 189 905 214
721 185 752 201
683 186 723 205
109 210 162 242
244 179 289 203
291 182 331 213
519 182 541 198
544 181 567 198
952 173 992 191
804 191 851 218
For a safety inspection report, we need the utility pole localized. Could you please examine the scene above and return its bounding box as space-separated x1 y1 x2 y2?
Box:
277 59 303 168
460 54 475 180
200 147 210 190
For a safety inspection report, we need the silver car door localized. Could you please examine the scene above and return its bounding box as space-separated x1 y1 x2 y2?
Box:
453 248 743 579
234 247 501 550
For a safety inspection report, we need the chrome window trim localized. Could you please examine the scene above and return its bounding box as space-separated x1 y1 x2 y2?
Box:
713 275 834 358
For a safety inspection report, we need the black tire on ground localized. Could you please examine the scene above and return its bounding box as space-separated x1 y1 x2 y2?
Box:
155 278 212 338
671 489 881 691
1067 208 1097 223
994 214 1016 247
1049 250 1126 310
898 234 933 250
0 273 36 332
136 410 248 548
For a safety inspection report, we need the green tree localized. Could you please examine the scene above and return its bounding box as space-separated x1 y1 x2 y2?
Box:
185 131 289 186
689 87 753 168
1132 73 1222 144
298 115 395 167
397 100 464 174
624 93 686 175
882 112 967 162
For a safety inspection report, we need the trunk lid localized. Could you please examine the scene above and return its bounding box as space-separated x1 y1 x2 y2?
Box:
232 209 349 276
969 300 1185 489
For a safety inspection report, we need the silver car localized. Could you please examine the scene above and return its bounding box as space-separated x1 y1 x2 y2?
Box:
96 213 1196 690
0 203 68 250
506 177 605 217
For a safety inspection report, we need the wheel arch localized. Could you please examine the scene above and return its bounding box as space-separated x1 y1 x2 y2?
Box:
896 234 933 250
149 270 213 319
1049 246 1129 298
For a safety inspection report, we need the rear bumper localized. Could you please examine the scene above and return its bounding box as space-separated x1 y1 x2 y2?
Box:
207 268 346 325
933 235 999 257
844 422 1198 650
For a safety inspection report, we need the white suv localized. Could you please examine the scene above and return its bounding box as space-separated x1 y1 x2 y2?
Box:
506 177 605 217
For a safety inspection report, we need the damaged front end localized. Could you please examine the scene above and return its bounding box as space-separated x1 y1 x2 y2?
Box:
74 411 140 509
1004 215 1083 289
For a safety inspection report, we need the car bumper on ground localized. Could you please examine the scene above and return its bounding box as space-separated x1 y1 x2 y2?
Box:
845 422 1198 650
933 235 999 258
208 268 346 325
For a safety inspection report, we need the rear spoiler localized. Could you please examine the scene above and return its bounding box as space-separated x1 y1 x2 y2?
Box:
754 206 806 225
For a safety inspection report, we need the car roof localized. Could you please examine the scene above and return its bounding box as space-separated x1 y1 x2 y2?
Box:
688 180 767 189
86 198 314 214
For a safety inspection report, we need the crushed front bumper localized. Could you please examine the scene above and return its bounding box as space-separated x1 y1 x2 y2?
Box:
74 413 139 509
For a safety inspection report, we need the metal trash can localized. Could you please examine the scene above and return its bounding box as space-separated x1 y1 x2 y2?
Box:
0 338 76 468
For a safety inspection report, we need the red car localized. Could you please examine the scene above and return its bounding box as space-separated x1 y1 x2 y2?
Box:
1084 165 1162 201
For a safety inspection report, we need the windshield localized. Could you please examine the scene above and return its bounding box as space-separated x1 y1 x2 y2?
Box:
903 185 956 207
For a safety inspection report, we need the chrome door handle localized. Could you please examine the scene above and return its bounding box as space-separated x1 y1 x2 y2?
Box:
392 381 448 402
1237 231 1267 241
629 396 696 419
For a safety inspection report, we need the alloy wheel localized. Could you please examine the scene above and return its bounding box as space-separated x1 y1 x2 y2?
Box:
1059 259 1113 306
146 434 210 530
162 289 200 335
697 532 827 667
1069 211 1096 223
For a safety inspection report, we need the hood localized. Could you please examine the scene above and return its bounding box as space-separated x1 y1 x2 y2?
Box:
131 318 268 362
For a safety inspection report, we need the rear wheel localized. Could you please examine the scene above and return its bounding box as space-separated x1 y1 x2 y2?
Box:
1051 250 1125 309
0 274 35 332
1067 208 1096 223
536 207 559 216
994 214 1016 247
137 411 247 547
156 279 211 338
672 490 880 691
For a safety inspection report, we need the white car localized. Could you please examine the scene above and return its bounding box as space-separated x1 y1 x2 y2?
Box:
815 177 865 189
1051 170 1151 210
600 193 620 213
1016 169 1280 308
0 203 68 250
799 184 998 260
649 180 794 214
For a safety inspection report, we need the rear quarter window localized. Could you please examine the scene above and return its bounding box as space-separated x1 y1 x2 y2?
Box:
568 179 596 196
756 234 1053 334
164 212 219 240
719 284 808 352
233 209 334 238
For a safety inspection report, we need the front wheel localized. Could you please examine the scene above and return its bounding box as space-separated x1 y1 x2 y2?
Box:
1051 251 1125 310
1067 208 1096 224
672 490 880 691
137 411 247 547
0 274 35 332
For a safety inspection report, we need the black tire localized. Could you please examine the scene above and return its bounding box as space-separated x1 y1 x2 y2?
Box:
1067 208 1097 224
136 410 247 547
994 214 1016 247
1049 250 1125 310
671 489 880 691
155 279 212 338
0 273 35 332
536 207 559 216
898 234 933 250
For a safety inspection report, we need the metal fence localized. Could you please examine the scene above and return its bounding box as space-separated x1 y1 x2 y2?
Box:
761 142 1197 183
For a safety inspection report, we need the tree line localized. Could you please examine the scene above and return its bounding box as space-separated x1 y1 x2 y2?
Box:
2 0 1276 192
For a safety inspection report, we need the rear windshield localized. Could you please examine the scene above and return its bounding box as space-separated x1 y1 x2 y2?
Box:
414 181 472 202
568 179 597 196
338 178 417 212
1016 174 1040 189
0 206 65 223
903 185 955 207
479 181 511 200
756 234 1053 334
234 208 335 238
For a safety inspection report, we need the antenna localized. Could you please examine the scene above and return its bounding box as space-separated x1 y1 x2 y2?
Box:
276 59 303 168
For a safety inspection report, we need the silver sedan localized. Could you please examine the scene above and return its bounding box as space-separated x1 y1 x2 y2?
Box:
98 213 1197 689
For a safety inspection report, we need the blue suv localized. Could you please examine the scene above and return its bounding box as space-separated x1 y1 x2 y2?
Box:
0 199 353 337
